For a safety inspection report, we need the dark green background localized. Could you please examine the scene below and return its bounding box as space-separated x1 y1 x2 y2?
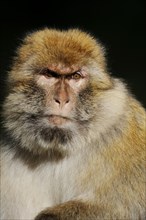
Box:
0 0 145 108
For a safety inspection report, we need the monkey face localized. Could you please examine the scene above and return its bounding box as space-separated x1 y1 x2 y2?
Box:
2 29 113 154
36 66 89 124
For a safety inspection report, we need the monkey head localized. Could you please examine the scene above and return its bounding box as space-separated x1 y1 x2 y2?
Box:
2 29 126 156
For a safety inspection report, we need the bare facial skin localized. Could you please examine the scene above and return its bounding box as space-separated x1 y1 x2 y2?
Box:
1 28 146 220
36 65 89 127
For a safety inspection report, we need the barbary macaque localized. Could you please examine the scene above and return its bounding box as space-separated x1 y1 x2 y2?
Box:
0 28 146 220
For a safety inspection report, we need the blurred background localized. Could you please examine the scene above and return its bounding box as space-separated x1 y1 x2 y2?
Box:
0 0 146 108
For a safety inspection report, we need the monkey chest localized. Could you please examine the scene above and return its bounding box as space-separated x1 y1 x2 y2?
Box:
1 155 84 220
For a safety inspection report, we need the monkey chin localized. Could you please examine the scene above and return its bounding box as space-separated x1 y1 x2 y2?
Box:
37 115 74 149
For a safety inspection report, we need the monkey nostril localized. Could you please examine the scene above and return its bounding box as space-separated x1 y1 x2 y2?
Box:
54 98 70 105
54 99 60 104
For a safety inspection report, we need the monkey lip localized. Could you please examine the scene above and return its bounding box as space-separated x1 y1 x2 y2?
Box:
46 115 70 126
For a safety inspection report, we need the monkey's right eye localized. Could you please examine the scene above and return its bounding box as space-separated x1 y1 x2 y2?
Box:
40 69 58 78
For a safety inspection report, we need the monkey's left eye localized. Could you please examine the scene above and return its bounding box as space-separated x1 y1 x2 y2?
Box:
71 72 82 80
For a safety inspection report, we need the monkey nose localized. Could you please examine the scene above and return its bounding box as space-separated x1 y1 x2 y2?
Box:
54 84 70 107
54 98 70 106
54 95 70 107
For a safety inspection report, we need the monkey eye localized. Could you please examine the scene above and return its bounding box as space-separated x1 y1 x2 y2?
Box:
71 71 82 80
40 68 58 78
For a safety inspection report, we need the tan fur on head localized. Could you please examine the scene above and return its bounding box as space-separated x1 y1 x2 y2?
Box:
18 29 106 66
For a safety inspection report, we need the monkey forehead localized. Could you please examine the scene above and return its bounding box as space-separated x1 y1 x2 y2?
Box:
22 28 105 67
31 29 98 53
47 63 82 75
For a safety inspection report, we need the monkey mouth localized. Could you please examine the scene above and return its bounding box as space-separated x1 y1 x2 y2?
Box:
45 115 71 126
